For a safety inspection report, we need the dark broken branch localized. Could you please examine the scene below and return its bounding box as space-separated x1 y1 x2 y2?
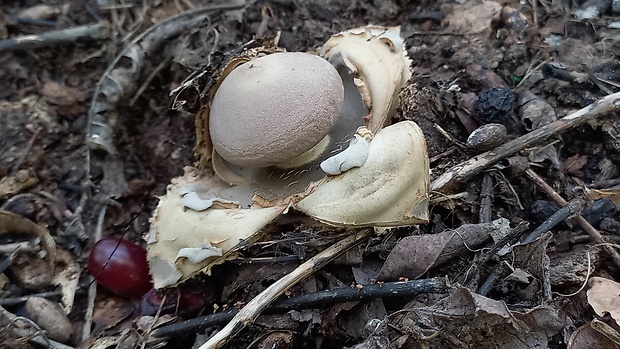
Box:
196 229 373 349
149 277 449 341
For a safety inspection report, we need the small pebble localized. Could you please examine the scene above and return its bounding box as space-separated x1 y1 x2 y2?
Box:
25 297 72 343
466 123 507 153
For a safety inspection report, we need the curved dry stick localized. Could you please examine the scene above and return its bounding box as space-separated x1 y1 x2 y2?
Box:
197 229 373 349
87 3 248 155
431 91 620 193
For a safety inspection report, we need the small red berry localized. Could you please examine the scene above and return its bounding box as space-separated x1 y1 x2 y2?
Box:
88 237 153 298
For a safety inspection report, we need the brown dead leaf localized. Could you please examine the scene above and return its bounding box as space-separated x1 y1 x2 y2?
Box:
518 90 558 131
539 17 565 37
378 219 509 280
0 210 56 289
572 177 620 206
9 254 54 290
418 288 563 349
92 296 135 331
512 232 553 301
40 81 88 117
0 273 8 295
320 299 387 339
352 259 383 284
258 331 295 349
568 323 620 349
584 187 620 206
526 142 562 170
587 277 620 323
346 336 390 349
561 155 589 176
53 249 80 314
221 263 298 301
442 1 502 35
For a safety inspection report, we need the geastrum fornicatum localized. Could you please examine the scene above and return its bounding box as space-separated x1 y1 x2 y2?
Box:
148 26 430 288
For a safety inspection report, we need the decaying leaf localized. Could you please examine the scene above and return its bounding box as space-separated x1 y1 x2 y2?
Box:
0 210 56 288
0 170 39 200
587 277 620 324
511 232 553 301
52 249 80 314
147 26 429 288
583 187 620 206
0 274 8 295
568 323 620 349
549 243 594 287
518 90 558 131
377 218 509 280
417 287 563 349
92 296 136 331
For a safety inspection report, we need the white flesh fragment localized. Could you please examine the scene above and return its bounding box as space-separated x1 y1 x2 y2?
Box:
182 192 214 211
320 135 370 175
175 245 223 264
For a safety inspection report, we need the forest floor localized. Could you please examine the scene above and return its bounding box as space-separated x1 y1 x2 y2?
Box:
1 0 620 348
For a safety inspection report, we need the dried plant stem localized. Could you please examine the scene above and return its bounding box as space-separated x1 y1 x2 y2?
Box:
197 229 373 349
478 174 494 223
524 169 620 267
0 22 110 51
82 206 106 342
431 91 620 193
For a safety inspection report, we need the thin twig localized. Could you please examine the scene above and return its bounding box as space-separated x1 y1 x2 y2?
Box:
431 91 620 193
478 174 493 223
495 170 524 210
141 295 167 349
433 124 467 149
524 169 620 267
0 290 64 306
582 64 613 95
531 0 539 28
11 127 41 173
514 56 552 91
196 229 373 349
129 58 171 106
82 206 106 342
477 222 530 265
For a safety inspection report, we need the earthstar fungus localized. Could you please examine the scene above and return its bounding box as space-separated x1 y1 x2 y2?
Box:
148 26 430 288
